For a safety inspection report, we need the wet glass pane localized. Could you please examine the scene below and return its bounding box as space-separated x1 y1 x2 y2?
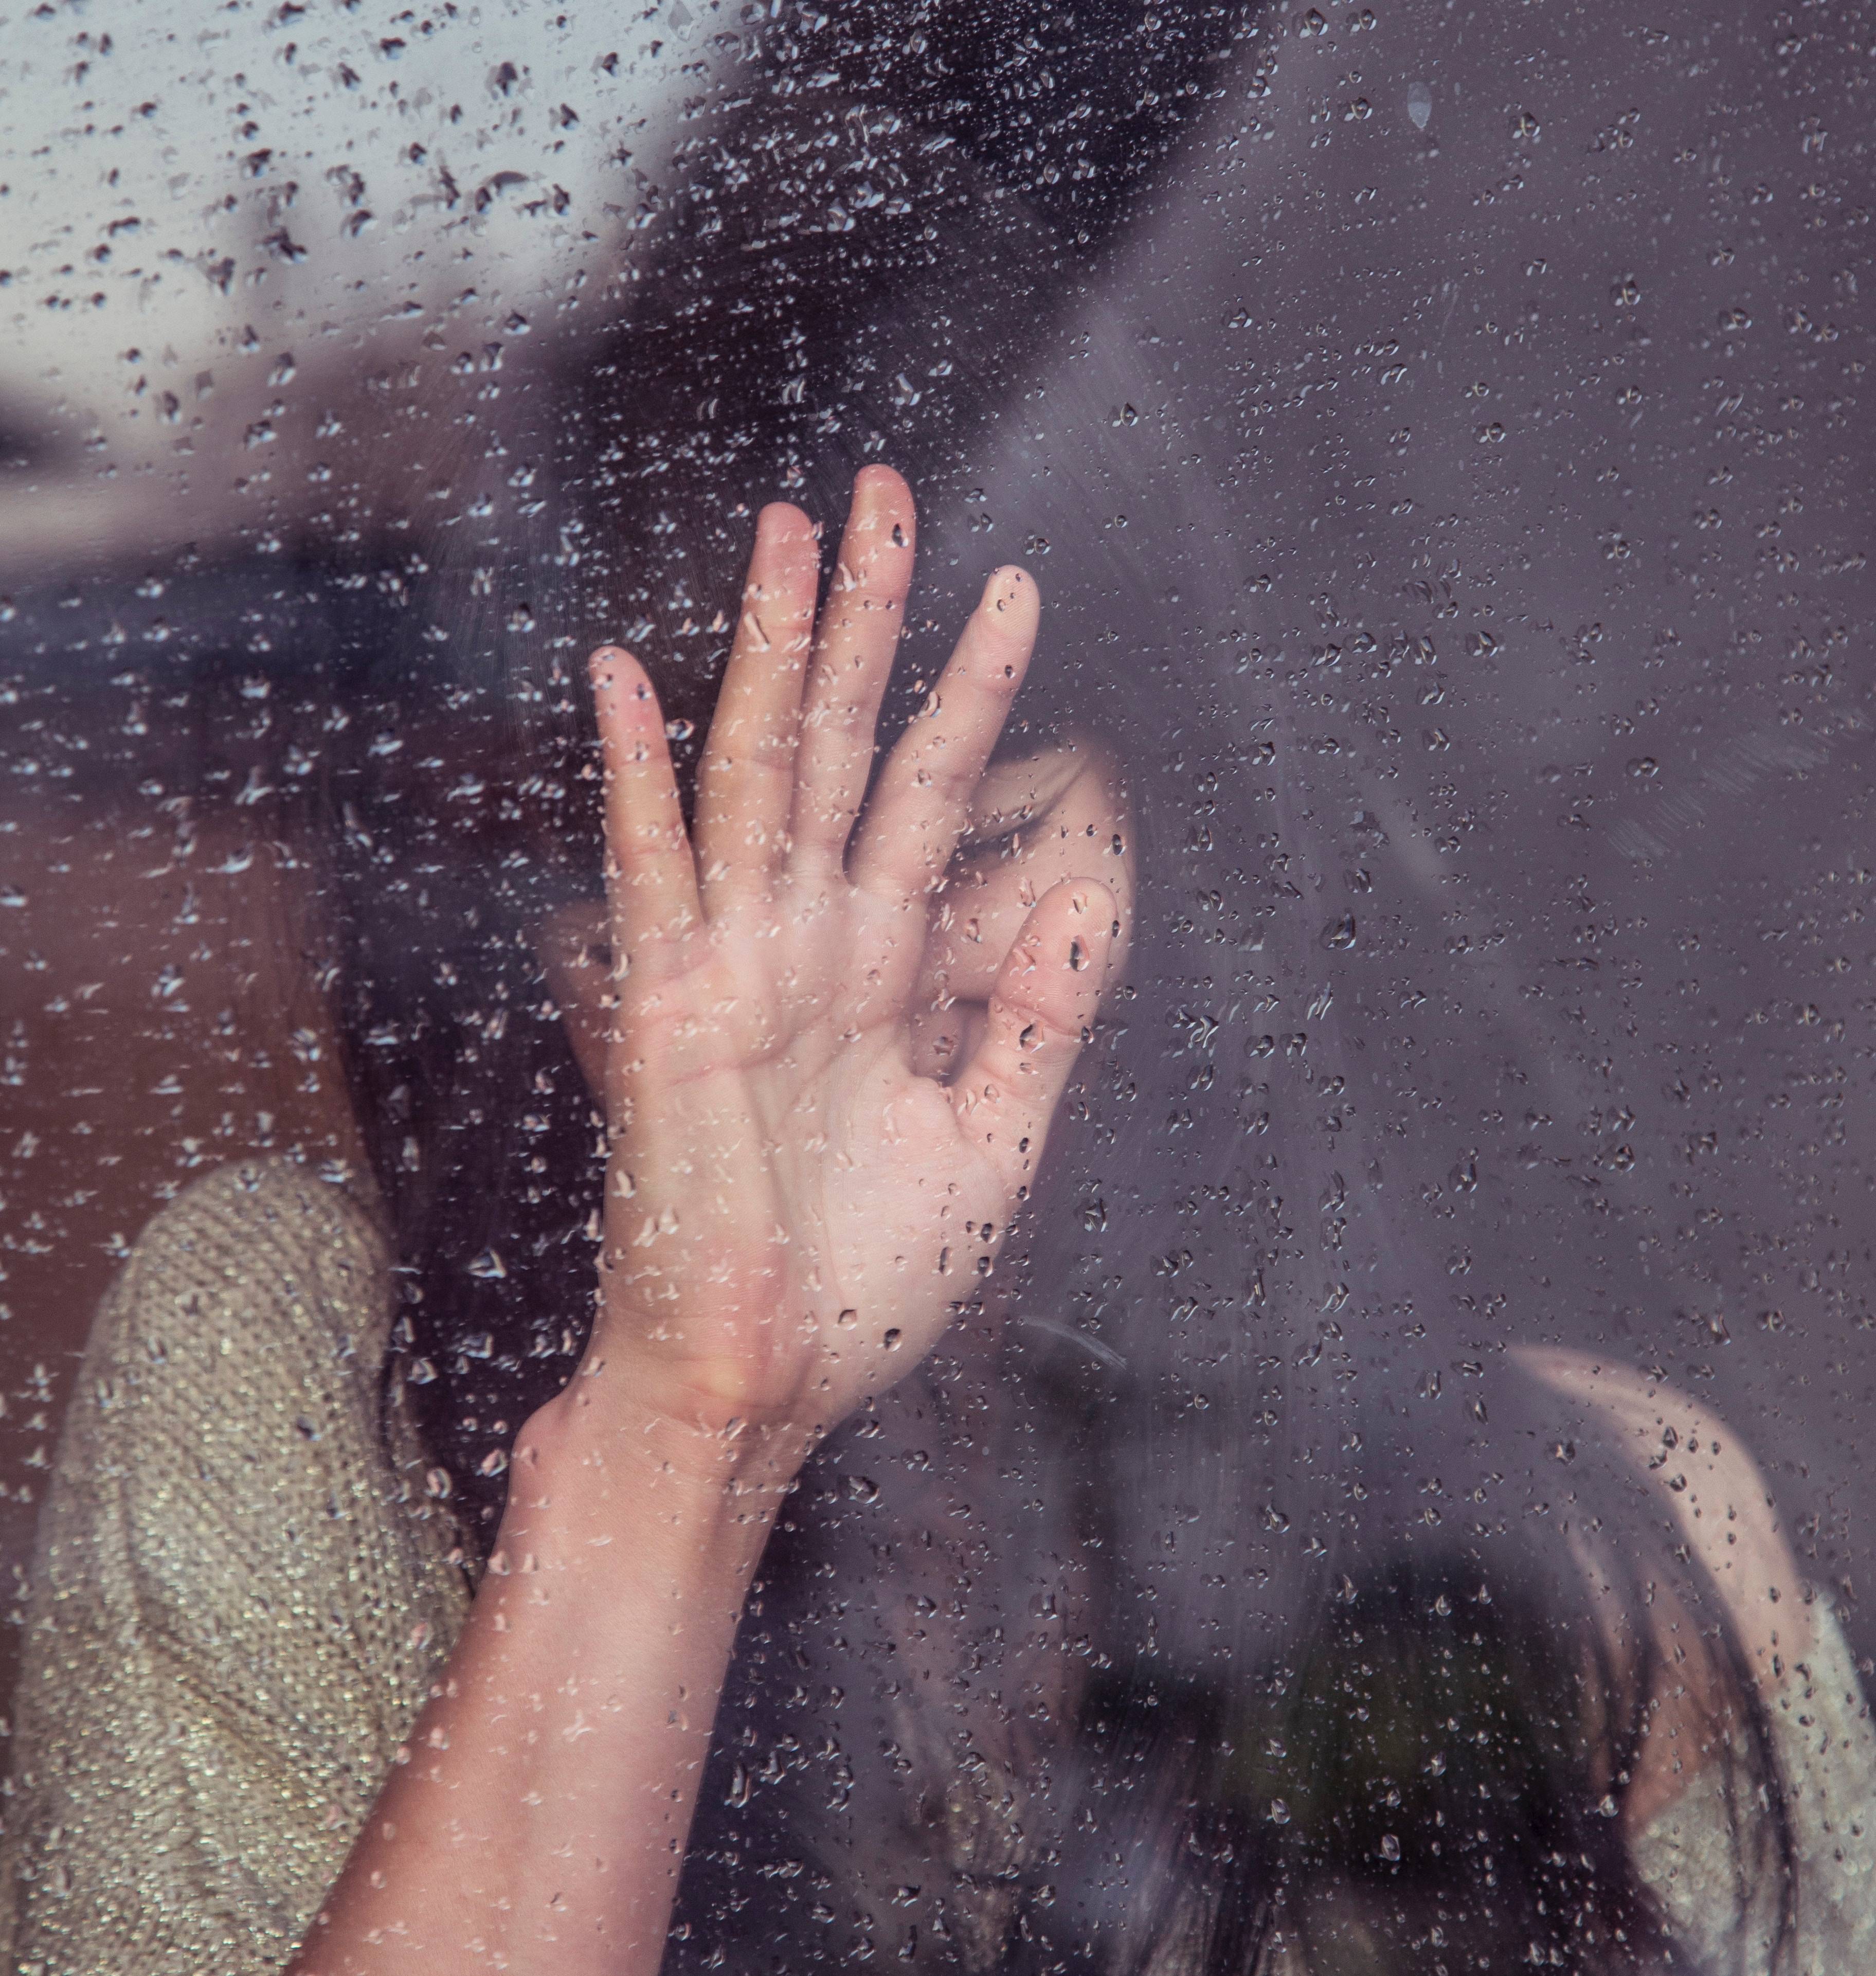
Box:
3 0 1875 1969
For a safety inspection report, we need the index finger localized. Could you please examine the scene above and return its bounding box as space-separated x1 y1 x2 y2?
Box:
847 565 1039 905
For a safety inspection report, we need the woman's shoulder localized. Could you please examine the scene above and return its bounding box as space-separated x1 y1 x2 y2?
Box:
104 1155 390 1319
82 1156 394 1393
53 1155 410 1553
1632 1593 1876 1970
143 1151 385 1238
3 1165 468 1971
33 1150 466 1672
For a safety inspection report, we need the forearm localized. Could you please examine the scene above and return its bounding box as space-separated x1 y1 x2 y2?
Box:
290 1386 803 1976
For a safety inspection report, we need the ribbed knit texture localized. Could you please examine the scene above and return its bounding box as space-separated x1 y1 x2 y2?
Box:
0 1158 1870 1972
1631 1627 1876 1975
0 1161 471 1974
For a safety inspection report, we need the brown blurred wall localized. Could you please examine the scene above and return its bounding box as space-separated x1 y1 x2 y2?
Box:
0 783 361 1737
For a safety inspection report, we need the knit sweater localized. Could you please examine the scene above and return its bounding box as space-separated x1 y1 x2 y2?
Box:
0 1161 471 1972
0 1159 1871 1973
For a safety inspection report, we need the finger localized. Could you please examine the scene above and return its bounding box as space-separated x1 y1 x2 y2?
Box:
1517 1359 1674 1468
789 464 916 870
913 736 1133 1007
1518 1349 1684 1436
849 565 1039 904
1519 1351 1758 1508
536 898 612 1095
694 503 821 904
590 647 702 966
950 879 1117 1198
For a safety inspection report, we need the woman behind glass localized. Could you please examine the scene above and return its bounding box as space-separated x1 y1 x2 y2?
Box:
5 0 1875 1968
2 461 1869 1976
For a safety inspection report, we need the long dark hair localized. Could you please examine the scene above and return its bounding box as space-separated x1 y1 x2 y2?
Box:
302 18 1811 1976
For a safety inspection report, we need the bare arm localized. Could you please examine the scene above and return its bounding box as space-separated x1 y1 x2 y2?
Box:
290 467 1123 1975
290 1397 797 1973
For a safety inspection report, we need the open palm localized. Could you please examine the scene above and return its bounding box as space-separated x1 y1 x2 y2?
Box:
575 468 1117 1448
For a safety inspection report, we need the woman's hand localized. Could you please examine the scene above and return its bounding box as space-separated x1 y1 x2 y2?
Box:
1519 1346 1812 1833
1520 1346 1812 1679
543 466 1121 1466
298 466 1121 1976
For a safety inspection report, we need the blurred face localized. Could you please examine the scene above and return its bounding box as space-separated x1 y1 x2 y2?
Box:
535 729 1134 1104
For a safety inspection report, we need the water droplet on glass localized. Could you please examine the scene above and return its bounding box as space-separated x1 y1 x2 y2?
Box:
1407 81 1433 130
1321 914 1357 950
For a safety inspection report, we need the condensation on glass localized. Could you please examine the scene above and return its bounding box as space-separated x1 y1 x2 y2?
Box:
3 0 1874 1970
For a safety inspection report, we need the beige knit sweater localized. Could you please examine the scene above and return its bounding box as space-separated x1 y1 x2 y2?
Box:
1 1159 1872 1973
0 1161 471 1973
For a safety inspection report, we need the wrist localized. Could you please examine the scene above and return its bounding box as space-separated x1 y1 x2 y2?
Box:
499 1377 811 1562
531 1328 833 1480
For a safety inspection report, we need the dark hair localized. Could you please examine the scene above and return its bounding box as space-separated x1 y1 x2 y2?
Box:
1060 1371 1799 1976
304 34 1805 1976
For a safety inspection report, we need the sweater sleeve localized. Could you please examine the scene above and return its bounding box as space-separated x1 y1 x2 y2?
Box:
0 1161 472 1975
1631 1597 1876 1976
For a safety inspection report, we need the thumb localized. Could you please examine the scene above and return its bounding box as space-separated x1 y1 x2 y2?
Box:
949 878 1117 1200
